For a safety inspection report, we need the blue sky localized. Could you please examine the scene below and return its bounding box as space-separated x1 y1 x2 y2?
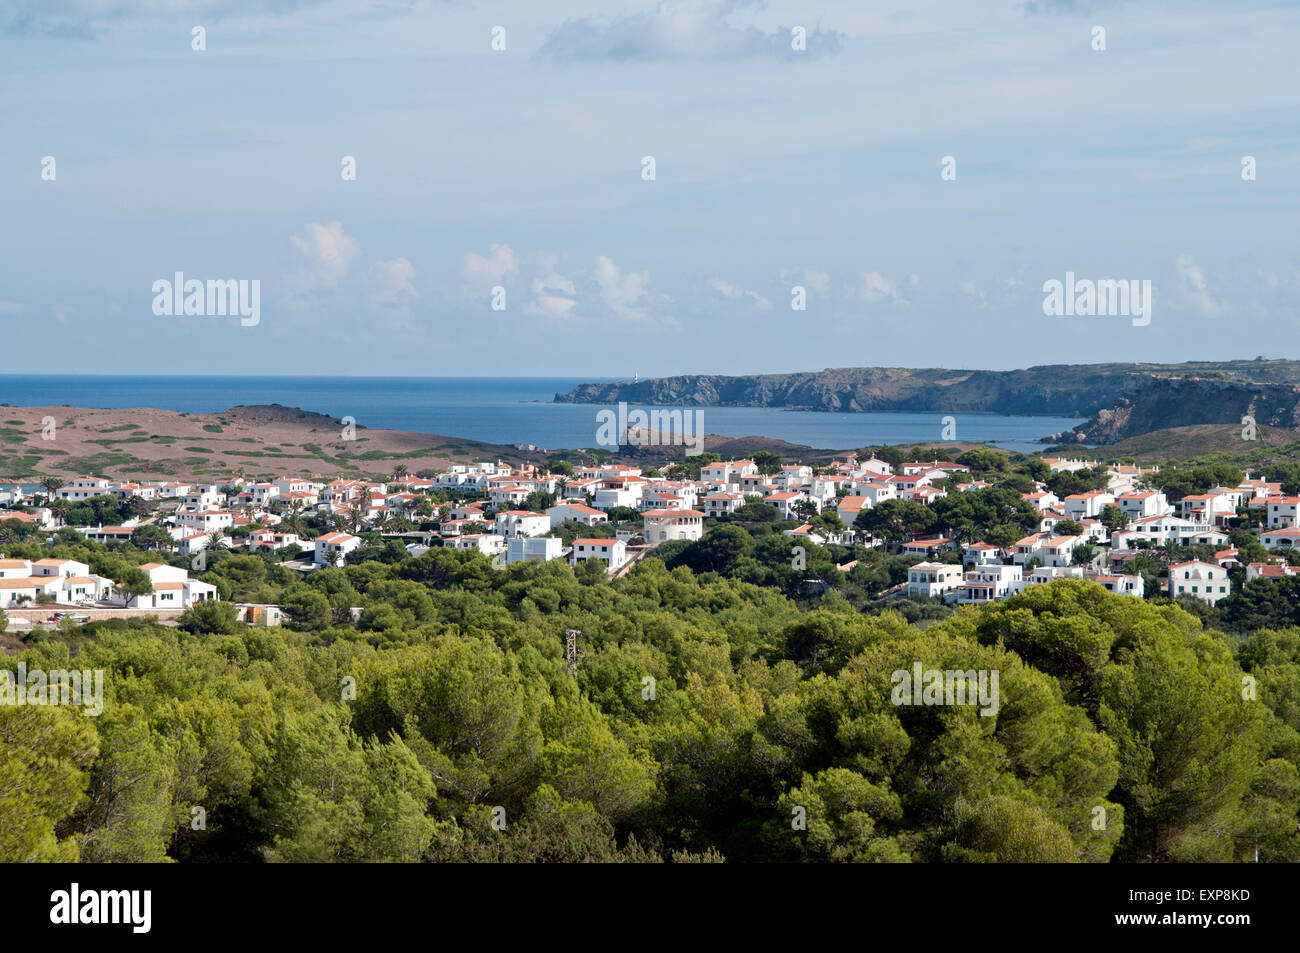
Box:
1 0 1298 377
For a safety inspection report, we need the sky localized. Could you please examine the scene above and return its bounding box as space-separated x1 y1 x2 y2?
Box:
1 0 1298 378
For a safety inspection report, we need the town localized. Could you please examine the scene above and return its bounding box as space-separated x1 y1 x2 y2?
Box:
3 445 1294 631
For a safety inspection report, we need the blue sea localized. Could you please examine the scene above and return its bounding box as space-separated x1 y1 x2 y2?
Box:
0 375 1084 456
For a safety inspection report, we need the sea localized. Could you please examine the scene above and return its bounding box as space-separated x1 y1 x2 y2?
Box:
0 375 1084 466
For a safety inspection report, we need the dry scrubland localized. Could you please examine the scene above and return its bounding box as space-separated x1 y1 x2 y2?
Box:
0 404 540 482
0 403 845 481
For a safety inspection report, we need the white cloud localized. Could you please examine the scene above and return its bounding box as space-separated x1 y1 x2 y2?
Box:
781 268 830 297
525 269 578 321
460 243 518 299
710 278 772 310
960 281 990 309
541 0 844 62
858 271 908 306
372 257 417 305
594 256 676 328
286 221 360 294
1177 255 1226 316
6 0 332 38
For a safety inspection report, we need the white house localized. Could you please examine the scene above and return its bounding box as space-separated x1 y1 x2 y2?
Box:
1116 491 1170 521
1266 496 1300 529
1038 535 1083 568
1178 493 1237 526
546 502 609 527
638 490 687 512
764 491 815 520
900 537 956 557
442 533 507 558
0 578 41 606
492 510 551 537
55 478 112 501
1022 491 1061 512
907 562 963 599
835 496 872 526
314 531 362 567
954 565 1023 604
1259 529 1300 549
702 492 744 518
775 465 813 490
701 460 758 485
1089 573 1145 598
507 535 564 564
570 538 628 570
1168 560 1231 605
31 558 91 579
127 563 219 609
963 542 1005 567
175 509 235 534
1062 491 1115 521
488 484 532 508
1246 562 1300 582
593 487 641 511
1113 515 1229 549
1011 533 1051 565
642 509 705 546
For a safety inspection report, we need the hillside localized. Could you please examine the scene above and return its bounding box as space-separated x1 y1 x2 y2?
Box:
556 360 1300 445
0 404 542 483
1071 423 1300 462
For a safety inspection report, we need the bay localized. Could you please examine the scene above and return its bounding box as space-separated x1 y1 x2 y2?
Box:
0 376 1085 456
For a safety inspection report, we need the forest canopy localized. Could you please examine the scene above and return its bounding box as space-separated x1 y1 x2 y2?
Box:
4 545 1299 864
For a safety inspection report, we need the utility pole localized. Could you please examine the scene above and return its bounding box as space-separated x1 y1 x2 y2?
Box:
564 628 586 679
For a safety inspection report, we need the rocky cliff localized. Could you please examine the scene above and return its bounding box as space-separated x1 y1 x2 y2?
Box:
556 361 1300 445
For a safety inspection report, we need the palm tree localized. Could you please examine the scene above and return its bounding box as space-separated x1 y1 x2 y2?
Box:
391 464 408 483
40 476 65 507
342 504 364 535
48 498 71 526
284 505 307 538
